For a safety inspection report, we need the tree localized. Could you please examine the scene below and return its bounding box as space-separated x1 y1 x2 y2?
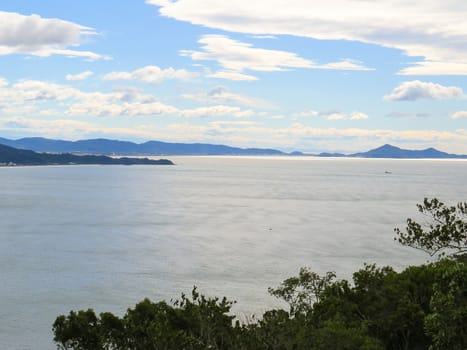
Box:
311 317 383 350
268 267 336 316
424 259 467 350
395 198 467 257
52 288 238 350
53 309 105 350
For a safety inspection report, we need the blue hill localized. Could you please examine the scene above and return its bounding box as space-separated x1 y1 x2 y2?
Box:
0 137 286 156
350 144 467 159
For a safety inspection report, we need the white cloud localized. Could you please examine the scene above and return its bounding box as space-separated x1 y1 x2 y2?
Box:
399 61 467 76
451 111 467 119
148 0 467 75
297 110 320 118
384 81 464 101
181 35 371 78
67 101 179 117
327 113 346 121
0 116 167 140
1 80 81 102
350 112 369 120
1 117 97 136
181 35 313 72
0 11 105 60
0 78 175 117
251 35 277 39
182 86 259 107
66 70 94 81
0 77 8 87
295 110 368 121
317 60 373 71
180 105 255 118
325 112 368 120
103 65 199 84
0 78 258 119
207 70 258 81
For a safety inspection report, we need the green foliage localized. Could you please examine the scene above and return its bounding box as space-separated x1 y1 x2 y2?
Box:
53 309 106 350
53 288 237 350
311 317 384 350
239 309 309 350
268 267 336 315
424 259 467 350
395 198 467 257
311 263 434 350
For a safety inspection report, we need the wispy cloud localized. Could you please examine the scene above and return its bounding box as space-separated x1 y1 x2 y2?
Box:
181 35 371 80
295 110 368 121
180 105 255 118
326 112 368 121
384 80 464 101
148 0 467 75
103 65 199 84
66 70 94 81
207 71 258 81
181 35 314 72
182 86 261 107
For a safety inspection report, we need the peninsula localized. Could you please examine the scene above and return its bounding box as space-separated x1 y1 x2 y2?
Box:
0 144 173 166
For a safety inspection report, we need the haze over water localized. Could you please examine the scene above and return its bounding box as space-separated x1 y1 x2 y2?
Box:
1 156 466 349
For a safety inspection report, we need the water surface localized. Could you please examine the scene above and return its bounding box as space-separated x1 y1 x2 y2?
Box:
1 157 466 349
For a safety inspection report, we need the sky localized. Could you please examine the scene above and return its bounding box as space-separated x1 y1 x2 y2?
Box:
0 0 467 153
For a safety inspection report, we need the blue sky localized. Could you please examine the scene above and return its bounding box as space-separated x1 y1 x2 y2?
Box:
0 0 466 153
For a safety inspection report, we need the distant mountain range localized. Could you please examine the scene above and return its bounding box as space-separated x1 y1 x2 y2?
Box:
0 137 466 159
0 143 173 166
0 137 286 156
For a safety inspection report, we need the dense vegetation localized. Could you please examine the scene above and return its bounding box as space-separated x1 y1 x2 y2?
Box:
53 199 467 350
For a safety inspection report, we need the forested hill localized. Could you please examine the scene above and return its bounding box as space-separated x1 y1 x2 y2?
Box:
0 144 173 166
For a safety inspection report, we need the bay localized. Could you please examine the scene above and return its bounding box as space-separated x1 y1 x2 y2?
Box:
1 156 466 349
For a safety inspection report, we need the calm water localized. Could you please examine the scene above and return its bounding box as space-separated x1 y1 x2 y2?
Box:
1 156 466 349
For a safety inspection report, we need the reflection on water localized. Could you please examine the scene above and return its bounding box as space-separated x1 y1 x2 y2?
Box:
1 157 466 349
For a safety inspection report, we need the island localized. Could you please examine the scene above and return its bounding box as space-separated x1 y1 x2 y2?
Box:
0 144 173 166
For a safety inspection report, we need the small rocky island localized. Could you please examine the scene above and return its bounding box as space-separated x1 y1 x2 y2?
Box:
0 144 173 166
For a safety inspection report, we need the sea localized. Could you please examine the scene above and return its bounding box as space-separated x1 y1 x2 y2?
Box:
1 156 466 349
